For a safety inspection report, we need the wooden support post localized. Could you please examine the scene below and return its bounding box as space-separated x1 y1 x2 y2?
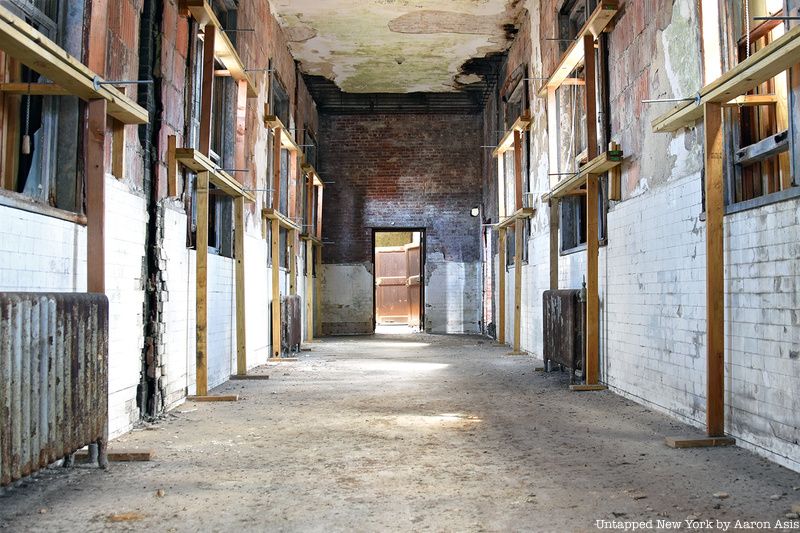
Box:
549 199 559 290
111 122 125 180
196 171 210 396
199 24 215 156
234 196 247 376
513 130 523 210
272 129 281 211
547 87 559 189
167 135 178 197
306 239 314 342
316 186 324 241
585 174 600 386
511 218 524 354
704 102 725 437
86 99 107 294
271 218 281 358
583 34 598 160
497 227 507 345
314 244 323 337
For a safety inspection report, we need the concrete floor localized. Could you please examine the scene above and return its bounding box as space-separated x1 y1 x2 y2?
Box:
1 333 799 532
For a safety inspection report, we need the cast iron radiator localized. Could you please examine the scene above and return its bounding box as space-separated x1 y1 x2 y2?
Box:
0 292 109 486
542 289 585 383
280 295 302 356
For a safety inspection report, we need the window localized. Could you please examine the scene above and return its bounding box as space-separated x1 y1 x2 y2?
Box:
558 0 599 52
185 8 235 257
560 195 586 253
723 0 795 205
0 0 83 213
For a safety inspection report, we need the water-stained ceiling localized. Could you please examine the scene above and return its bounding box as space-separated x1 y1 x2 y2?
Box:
268 0 526 94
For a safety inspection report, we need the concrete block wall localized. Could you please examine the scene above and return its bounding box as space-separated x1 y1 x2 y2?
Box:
319 113 484 335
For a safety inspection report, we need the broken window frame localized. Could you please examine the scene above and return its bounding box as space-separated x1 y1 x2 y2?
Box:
184 5 246 259
546 0 615 254
0 0 74 215
715 0 798 209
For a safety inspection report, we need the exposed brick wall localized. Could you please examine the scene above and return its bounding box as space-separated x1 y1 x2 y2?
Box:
319 113 483 265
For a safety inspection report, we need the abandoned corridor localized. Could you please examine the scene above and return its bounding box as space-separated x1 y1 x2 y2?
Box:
1 334 798 532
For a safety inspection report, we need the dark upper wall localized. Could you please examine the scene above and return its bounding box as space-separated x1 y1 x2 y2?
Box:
319 113 483 265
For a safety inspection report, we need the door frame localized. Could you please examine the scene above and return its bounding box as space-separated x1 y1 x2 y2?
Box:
371 228 426 332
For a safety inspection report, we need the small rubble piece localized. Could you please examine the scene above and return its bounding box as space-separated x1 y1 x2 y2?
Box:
107 512 145 523
713 492 730 499
156 489 166 498
771 494 783 501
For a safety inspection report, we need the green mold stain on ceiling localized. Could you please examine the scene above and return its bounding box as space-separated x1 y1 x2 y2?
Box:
268 0 526 93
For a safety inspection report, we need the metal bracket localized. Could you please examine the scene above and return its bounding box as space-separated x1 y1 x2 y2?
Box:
92 76 153 92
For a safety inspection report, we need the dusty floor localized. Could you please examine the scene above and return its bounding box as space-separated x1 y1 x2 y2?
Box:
1 333 799 532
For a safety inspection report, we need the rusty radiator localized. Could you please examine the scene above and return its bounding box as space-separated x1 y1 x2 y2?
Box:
542 289 585 383
0 292 109 486
280 295 302 356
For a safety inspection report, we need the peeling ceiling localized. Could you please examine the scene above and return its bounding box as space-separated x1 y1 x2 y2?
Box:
268 0 526 93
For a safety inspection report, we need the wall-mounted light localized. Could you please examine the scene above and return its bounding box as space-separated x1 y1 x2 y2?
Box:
470 206 480 218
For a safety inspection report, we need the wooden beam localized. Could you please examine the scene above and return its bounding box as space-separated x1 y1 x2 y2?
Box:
199 23 215 157
585 174 600 385
549 199 559 290
549 150 624 199
497 228 506 345
547 87 560 189
306 239 314 342
0 82 69 95
271 126 282 211
495 207 535 230
167 135 178 197
537 1 619 97
584 34 599 161
570 384 608 391
0 5 148 124
175 148 255 201
734 129 789 165
665 436 735 448
265 115 302 152
262 207 301 231
234 196 247 376
271 218 281 358
86 99 106 293
196 171 210 396
652 25 800 132
721 94 779 107
704 102 725 437
187 395 239 402
512 218 523 353
185 0 256 97
111 122 125 180
513 130 523 210
492 114 532 157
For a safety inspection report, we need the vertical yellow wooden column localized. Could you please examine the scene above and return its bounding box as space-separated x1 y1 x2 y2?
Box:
196 171 210 396
234 197 247 376
704 102 725 437
306 239 314 342
585 175 599 386
271 219 281 358
497 228 507 345
512 218 524 354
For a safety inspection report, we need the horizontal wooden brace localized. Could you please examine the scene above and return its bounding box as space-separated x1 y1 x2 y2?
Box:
174 148 255 202
0 5 148 124
262 207 301 231
735 129 789 165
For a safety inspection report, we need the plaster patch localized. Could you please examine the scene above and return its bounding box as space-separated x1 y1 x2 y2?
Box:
388 11 502 35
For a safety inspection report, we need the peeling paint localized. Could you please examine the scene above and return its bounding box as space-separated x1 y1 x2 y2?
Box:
267 0 525 93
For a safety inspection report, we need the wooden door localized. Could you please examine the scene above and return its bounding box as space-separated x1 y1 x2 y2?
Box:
405 242 421 328
375 247 410 324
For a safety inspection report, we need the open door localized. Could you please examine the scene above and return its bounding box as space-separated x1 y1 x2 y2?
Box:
374 231 423 329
